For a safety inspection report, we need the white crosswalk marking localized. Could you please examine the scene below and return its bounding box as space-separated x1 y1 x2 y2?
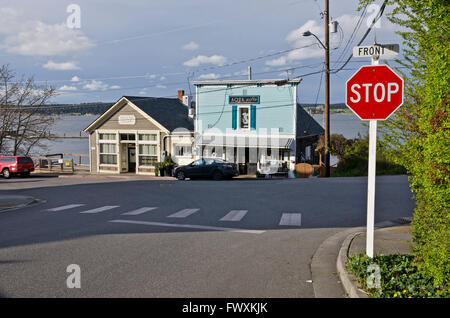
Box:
121 207 157 216
220 210 248 221
79 206 119 214
47 204 85 212
167 209 199 218
279 213 302 226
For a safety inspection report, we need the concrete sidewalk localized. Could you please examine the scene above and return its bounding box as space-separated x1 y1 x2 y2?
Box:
312 221 413 298
0 194 41 212
337 224 413 298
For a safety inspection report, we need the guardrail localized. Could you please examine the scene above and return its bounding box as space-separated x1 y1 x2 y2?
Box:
32 157 74 173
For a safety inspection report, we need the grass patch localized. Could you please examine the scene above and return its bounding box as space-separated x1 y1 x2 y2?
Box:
346 254 449 298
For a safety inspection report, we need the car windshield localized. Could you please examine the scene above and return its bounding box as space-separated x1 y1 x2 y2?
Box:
18 157 33 163
204 159 215 165
191 159 204 166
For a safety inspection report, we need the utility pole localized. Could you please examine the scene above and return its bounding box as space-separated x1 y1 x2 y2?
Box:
324 0 331 177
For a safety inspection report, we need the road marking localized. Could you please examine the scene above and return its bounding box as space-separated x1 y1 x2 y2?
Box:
46 204 85 212
121 207 157 215
167 208 199 218
79 206 120 214
279 213 302 226
108 219 265 234
220 210 248 221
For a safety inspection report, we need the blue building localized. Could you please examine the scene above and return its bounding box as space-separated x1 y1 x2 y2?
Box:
192 79 324 175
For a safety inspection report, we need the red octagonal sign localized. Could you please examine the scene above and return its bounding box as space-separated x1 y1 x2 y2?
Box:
346 65 403 120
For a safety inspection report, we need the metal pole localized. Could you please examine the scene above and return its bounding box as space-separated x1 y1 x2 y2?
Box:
324 0 330 177
366 119 377 258
366 54 380 258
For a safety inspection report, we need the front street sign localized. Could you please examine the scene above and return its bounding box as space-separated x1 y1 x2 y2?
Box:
353 44 399 59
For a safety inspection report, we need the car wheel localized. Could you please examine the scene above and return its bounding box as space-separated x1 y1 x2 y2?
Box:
2 169 11 179
212 170 223 181
176 171 185 180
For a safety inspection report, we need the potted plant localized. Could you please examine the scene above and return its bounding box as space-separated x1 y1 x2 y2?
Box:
156 162 165 176
163 155 175 177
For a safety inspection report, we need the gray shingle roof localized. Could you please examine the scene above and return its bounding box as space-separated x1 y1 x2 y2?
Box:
124 96 194 132
296 103 324 137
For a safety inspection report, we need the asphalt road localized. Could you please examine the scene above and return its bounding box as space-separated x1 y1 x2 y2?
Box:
0 175 415 297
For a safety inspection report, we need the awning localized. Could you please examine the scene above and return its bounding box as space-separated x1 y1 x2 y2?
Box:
196 135 295 149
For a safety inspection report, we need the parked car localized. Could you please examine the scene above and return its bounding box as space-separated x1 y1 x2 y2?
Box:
174 158 239 180
0 156 35 179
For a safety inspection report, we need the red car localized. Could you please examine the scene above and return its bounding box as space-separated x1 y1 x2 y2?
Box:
0 156 35 179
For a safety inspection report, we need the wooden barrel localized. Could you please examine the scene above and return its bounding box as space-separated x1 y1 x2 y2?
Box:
295 163 314 178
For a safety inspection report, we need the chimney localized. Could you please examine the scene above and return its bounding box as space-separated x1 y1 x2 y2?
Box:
178 90 185 101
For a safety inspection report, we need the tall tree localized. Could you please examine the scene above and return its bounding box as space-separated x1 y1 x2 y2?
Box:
359 0 449 286
0 64 56 155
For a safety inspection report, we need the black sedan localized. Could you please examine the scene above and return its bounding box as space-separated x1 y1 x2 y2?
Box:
174 158 239 180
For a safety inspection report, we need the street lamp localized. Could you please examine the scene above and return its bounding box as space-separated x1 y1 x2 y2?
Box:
303 28 331 177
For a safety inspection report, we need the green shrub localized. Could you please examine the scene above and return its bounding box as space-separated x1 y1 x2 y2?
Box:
346 253 449 298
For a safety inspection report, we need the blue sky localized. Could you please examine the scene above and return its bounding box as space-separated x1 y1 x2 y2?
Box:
0 0 403 104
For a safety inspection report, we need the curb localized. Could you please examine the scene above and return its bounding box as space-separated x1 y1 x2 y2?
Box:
335 218 413 298
311 217 413 298
311 227 365 298
336 231 369 298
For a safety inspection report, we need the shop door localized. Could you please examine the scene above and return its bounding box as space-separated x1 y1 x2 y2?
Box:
128 147 136 172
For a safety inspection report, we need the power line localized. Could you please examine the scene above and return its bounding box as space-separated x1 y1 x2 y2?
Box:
332 0 388 74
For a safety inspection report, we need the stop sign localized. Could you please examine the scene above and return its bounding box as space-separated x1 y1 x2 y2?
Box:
346 65 403 120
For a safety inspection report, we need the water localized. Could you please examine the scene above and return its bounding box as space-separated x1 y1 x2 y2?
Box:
31 115 98 165
31 114 366 166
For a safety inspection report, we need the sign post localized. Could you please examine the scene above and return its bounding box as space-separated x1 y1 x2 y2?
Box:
346 45 403 258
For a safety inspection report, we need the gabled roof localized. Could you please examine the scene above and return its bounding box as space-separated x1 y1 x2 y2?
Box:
84 96 193 132
124 96 194 132
296 103 324 137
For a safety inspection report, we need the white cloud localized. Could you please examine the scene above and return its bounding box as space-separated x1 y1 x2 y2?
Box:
265 16 357 66
159 76 166 81
58 85 77 91
139 90 147 95
83 80 109 91
0 8 94 56
234 69 249 76
71 76 80 82
183 55 227 67
182 41 199 50
156 84 167 89
198 73 220 80
110 85 121 89
265 56 288 67
43 61 80 71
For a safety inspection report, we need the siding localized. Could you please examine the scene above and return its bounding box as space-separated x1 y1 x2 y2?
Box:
96 103 161 131
197 85 295 134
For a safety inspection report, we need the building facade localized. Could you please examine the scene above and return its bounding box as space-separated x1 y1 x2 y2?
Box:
192 79 324 175
84 94 194 175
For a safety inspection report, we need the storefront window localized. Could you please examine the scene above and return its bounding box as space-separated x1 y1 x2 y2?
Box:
139 156 157 166
174 145 192 157
99 133 116 140
99 143 117 164
139 144 157 155
138 134 157 141
120 133 136 141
